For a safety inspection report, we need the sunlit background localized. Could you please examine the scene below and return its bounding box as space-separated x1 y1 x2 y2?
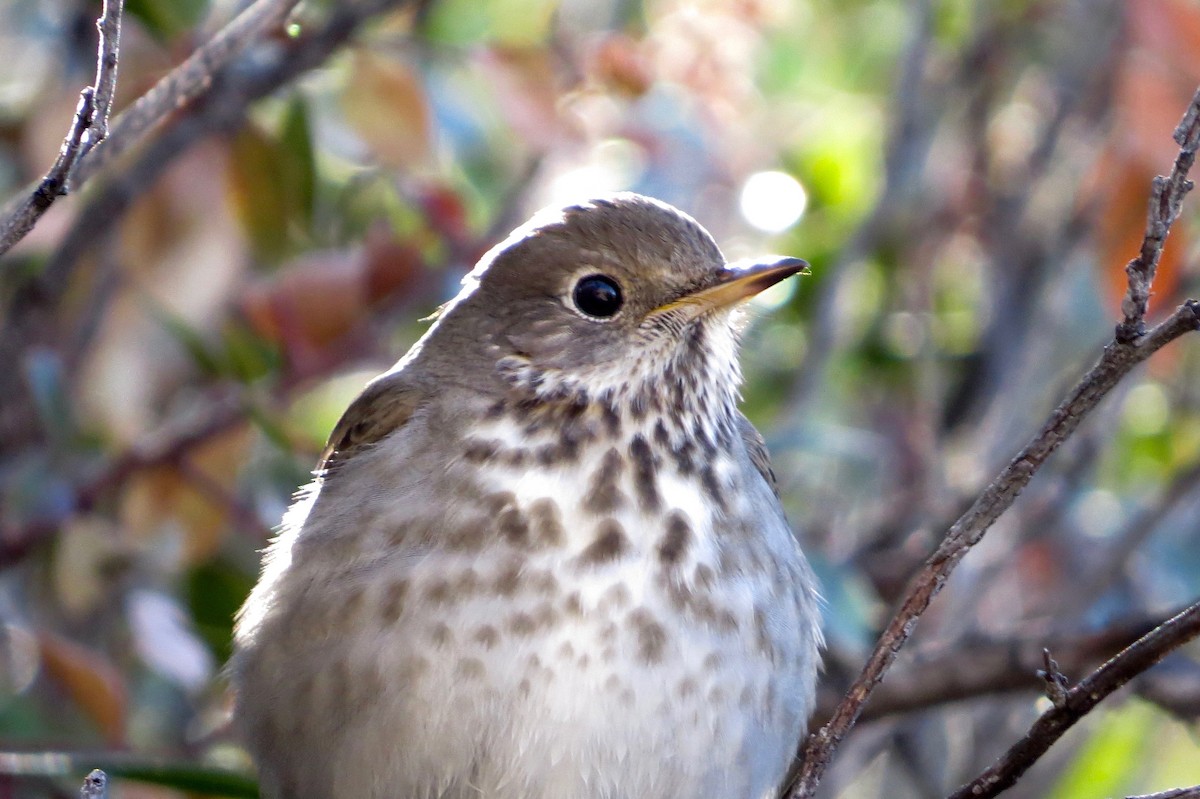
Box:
0 0 1199 796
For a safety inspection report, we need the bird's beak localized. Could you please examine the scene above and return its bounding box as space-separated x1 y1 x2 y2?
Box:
652 256 810 315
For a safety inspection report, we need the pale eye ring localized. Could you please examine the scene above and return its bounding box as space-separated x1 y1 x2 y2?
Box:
572 274 623 319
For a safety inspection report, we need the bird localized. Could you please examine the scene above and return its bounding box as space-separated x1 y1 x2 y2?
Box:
231 193 823 799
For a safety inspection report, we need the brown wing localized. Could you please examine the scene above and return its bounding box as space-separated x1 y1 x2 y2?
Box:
319 371 422 472
737 413 780 498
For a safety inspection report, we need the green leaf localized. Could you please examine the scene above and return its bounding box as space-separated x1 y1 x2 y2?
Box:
125 0 211 41
279 97 317 236
1047 700 1154 799
185 559 256 663
149 305 224 378
0 752 258 798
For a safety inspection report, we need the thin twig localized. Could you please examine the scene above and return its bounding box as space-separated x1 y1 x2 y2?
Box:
1117 87 1200 341
813 608 1182 723
1125 786 1200 799
785 303 1200 798
783 85 1200 798
71 0 302 187
1038 648 1070 708
0 0 421 452
0 0 299 259
0 0 126 257
79 0 125 162
947 600 1200 799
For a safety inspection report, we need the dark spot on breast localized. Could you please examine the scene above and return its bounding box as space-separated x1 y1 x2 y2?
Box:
535 432 581 464
583 448 628 514
672 437 697 476
529 498 566 549
493 561 523 595
508 611 537 636
657 511 693 566
423 578 454 604
599 582 631 611
341 585 365 620
629 607 668 664
577 519 629 567
513 397 540 418
532 601 560 628
428 622 454 646
445 518 487 551
455 568 481 595
629 434 662 513
473 625 500 649
693 422 717 458
653 419 671 447
630 388 650 421
456 657 486 680
484 491 518 515
380 579 410 624
463 439 500 463
397 655 430 685
499 505 530 547
754 606 777 660
700 465 728 513
503 449 529 467
600 395 621 437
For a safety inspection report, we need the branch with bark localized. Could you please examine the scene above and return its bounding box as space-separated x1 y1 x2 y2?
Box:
784 85 1200 799
813 606 1191 724
0 0 124 256
949 601 1200 799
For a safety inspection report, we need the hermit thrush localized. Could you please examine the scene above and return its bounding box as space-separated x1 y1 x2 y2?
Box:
232 194 823 799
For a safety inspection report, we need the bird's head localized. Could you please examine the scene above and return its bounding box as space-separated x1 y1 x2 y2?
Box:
419 193 808 413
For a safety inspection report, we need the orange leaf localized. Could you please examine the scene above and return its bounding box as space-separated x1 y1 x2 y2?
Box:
342 49 433 170
240 250 368 351
37 632 127 745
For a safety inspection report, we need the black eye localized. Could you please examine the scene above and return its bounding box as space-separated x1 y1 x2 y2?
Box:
572 274 623 318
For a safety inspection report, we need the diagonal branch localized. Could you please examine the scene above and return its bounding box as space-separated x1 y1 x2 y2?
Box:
813 607 1187 724
948 600 1200 799
70 0 302 188
0 0 124 257
1126 788 1200 799
783 86 1200 799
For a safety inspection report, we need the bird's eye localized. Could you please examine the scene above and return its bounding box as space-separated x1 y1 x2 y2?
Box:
572 274 623 319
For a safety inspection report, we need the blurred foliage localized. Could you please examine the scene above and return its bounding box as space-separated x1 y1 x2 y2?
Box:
0 0 1198 797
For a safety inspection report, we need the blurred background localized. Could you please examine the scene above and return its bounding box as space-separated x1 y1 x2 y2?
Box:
0 0 1198 796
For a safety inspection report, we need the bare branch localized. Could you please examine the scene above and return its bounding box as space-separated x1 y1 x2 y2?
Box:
1117 87 1200 341
814 609 1182 723
784 302 1200 797
0 0 124 257
1126 786 1200 799
71 0 302 187
1038 648 1070 708
80 0 125 162
783 83 1200 799
947 600 1200 799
